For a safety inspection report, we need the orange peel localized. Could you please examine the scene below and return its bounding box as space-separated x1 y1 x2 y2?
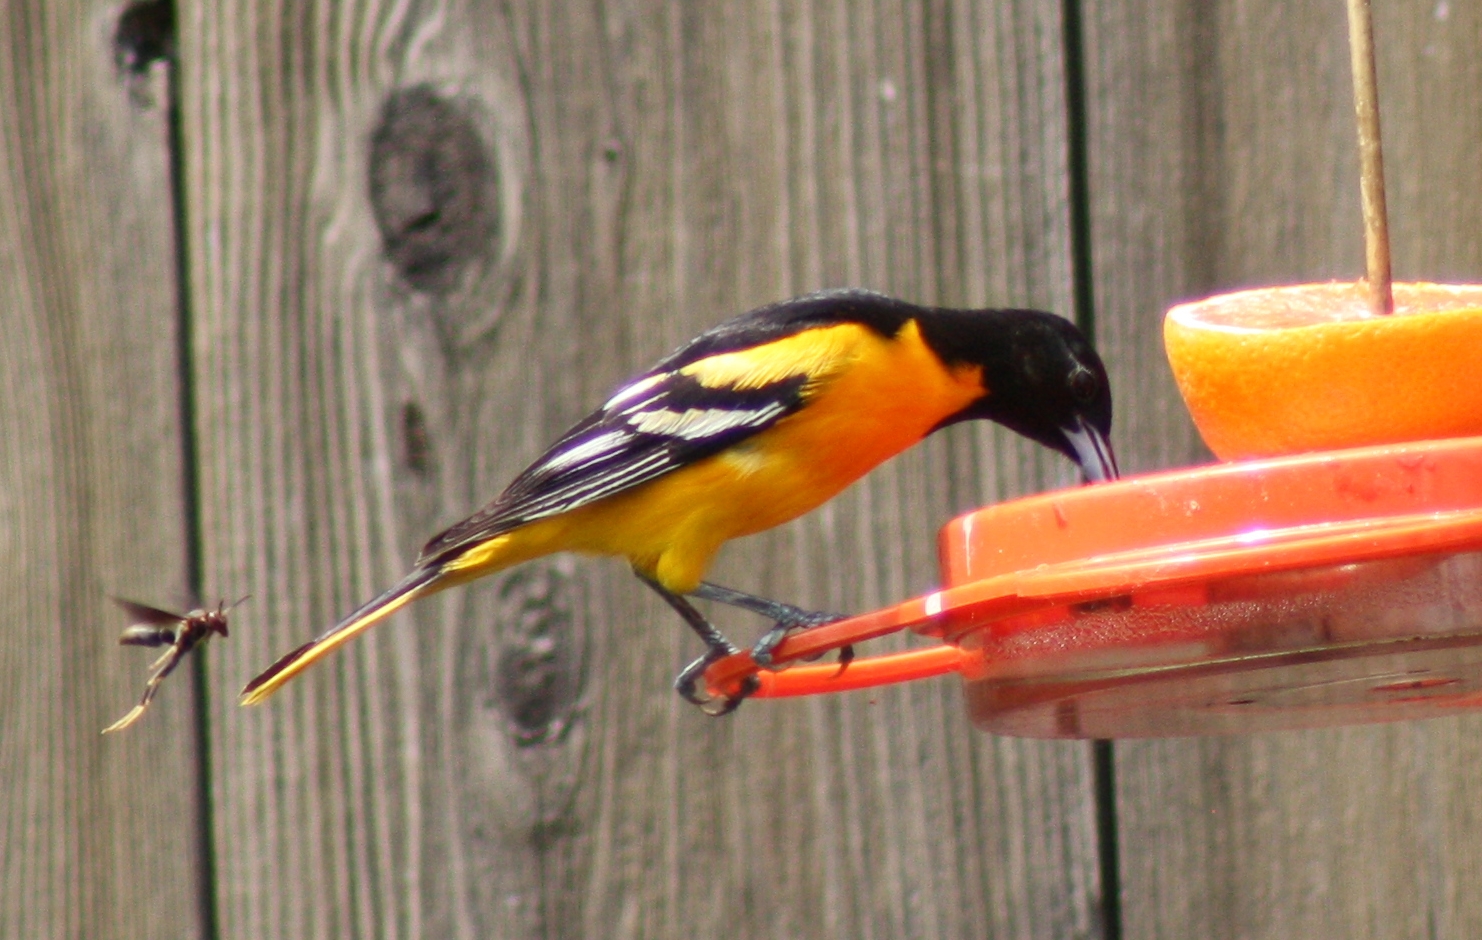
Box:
1163 282 1482 460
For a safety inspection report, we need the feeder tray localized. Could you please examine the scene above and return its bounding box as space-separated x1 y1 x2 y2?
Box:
704 435 1482 737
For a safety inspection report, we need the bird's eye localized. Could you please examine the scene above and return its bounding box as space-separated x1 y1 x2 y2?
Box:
1068 367 1098 404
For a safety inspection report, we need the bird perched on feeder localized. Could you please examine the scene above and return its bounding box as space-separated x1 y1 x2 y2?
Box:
241 289 1117 714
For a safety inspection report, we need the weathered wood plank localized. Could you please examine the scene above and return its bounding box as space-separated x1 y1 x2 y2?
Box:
0 3 205 939
1085 1 1482 937
182 0 1104 936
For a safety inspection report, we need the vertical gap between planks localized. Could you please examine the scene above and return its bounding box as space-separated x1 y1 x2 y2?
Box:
1060 0 1096 341
1061 2 1122 938
1092 739 1122 940
164 35 223 940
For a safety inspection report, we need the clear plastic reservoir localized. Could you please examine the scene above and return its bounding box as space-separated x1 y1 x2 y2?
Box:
961 551 1482 736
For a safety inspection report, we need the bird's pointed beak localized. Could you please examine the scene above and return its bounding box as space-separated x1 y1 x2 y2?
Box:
1063 416 1119 483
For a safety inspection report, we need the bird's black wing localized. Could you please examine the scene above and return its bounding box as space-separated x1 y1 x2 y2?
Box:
416 291 908 566
417 368 810 565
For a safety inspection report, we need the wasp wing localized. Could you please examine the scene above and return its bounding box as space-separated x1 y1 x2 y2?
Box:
111 596 185 627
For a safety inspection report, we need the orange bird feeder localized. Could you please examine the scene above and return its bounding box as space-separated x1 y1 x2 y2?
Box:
703 435 1482 737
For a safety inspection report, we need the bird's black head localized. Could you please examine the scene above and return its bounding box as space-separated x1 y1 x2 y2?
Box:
920 308 1118 482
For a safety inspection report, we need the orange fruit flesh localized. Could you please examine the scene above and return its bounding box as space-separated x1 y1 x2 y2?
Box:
1164 282 1482 460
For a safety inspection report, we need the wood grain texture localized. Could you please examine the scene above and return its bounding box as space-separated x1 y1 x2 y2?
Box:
1084 1 1482 937
0 2 205 939
179 0 1104 936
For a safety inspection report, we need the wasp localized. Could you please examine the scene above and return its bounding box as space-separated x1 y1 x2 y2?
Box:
103 596 244 734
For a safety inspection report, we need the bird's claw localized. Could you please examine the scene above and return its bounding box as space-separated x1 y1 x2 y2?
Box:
751 610 849 670
832 643 856 676
675 648 759 716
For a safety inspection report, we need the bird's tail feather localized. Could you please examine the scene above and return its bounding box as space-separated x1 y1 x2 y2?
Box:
239 565 443 705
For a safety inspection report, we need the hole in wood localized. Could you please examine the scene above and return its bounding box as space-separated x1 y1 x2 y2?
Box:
113 0 174 75
401 400 433 476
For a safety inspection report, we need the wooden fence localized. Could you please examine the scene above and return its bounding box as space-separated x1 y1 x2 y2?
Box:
3 1 1480 937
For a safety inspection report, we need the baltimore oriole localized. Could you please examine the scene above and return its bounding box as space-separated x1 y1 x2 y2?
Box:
241 289 1117 713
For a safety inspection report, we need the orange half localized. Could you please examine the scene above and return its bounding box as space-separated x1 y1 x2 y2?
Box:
1164 282 1482 460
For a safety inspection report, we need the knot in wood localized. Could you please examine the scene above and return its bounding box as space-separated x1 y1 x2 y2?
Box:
368 86 496 294
493 563 579 745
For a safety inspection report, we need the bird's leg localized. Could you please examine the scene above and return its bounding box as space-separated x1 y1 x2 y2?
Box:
690 582 852 671
637 574 759 716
